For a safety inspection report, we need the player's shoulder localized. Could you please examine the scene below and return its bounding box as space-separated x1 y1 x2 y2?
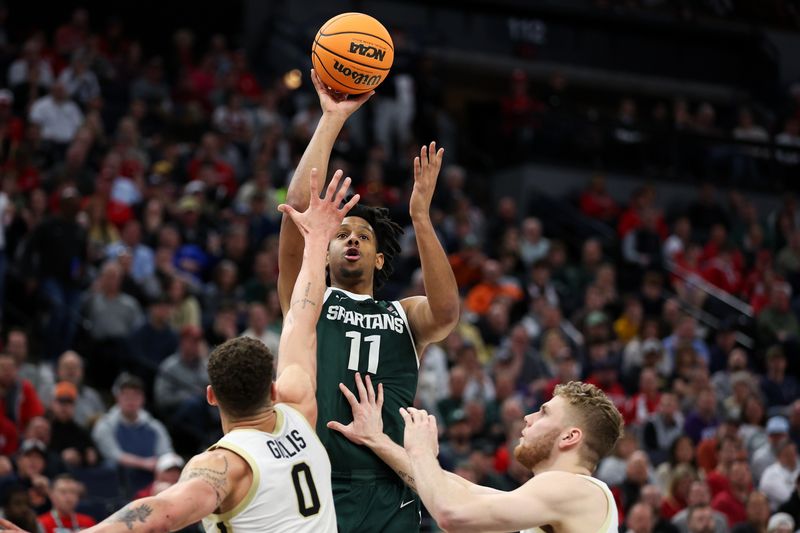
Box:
523 471 606 502
185 446 251 482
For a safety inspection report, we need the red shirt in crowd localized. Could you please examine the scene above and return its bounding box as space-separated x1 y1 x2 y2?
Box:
0 413 19 455
0 379 45 431
712 490 747 526
38 511 96 533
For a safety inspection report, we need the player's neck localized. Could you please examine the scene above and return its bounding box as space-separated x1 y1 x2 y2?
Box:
331 279 374 297
532 452 592 477
222 406 279 434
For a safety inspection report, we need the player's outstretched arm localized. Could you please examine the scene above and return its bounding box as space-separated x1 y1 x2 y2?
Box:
401 142 459 352
278 70 373 315
276 168 360 426
400 408 574 533
78 450 243 533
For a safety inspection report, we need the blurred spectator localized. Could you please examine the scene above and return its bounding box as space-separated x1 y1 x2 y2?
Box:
10 439 51 514
663 315 710 373
22 187 87 360
777 472 800 526
661 463 697 519
638 484 681 533
579 174 619 226
127 294 179 380
91 373 173 492
0 353 45 433
711 348 749 402
54 351 104 429
712 460 753 526
685 504 717 533
28 82 83 147
684 387 719 444
134 452 184 498
758 440 799 510
0 485 45 533
47 381 98 469
671 481 730 533
753 416 792 482
241 302 280 357
764 513 794 533
757 282 799 346
759 346 799 409
597 433 639 487
465 259 523 316
153 324 213 451
519 217 550 268
37 474 96 533
57 50 100 109
625 501 655 533
644 392 686 464
656 435 698 493
729 491 770 533
4 329 54 408
7 39 54 89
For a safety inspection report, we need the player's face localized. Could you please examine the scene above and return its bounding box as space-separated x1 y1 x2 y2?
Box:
328 216 384 287
514 396 569 471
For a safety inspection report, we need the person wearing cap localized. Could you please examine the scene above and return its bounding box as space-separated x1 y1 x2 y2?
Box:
55 352 104 429
753 417 792 483
766 512 795 533
91 373 173 492
47 382 97 469
8 439 51 514
36 474 96 533
133 453 186 499
759 440 800 511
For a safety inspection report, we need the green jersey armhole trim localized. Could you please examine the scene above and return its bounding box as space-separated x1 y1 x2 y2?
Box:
204 441 261 523
393 300 419 367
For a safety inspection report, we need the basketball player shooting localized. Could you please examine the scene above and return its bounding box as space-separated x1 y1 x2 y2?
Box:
0 170 359 533
332 374 624 533
278 69 460 533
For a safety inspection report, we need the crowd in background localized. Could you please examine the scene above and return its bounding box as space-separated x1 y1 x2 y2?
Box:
0 6 799 533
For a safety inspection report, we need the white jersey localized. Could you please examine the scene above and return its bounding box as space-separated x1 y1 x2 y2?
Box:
523 475 617 533
202 403 336 533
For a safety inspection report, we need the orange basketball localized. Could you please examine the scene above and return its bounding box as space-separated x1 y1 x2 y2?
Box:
311 13 394 95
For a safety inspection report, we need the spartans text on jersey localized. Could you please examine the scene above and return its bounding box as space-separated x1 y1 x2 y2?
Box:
325 305 405 333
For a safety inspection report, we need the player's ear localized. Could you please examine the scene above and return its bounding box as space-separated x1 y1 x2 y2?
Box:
206 385 217 406
560 427 583 450
375 252 384 271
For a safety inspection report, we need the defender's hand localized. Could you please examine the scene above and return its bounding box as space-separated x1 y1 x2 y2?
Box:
399 407 440 457
278 167 360 243
409 142 444 220
327 373 385 447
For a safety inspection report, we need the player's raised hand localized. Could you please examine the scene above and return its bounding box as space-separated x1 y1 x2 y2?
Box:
278 167 360 243
311 69 374 119
399 407 440 457
327 372 385 446
409 142 445 220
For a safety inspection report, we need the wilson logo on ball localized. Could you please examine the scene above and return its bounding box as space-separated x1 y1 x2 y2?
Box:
333 60 382 86
349 42 386 61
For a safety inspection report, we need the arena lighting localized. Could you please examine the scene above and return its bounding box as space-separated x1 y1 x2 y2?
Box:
283 69 302 90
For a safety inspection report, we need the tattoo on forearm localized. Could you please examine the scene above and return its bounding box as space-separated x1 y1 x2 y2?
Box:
398 470 418 492
181 456 230 507
111 504 154 530
293 282 317 310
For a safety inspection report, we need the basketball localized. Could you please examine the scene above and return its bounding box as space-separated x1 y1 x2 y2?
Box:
311 13 394 95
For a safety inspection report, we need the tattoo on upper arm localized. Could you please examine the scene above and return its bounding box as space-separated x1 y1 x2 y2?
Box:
111 504 154 530
180 456 231 507
398 470 418 492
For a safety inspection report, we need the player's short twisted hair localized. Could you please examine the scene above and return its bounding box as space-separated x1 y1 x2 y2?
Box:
554 381 624 470
346 201 403 290
208 336 274 418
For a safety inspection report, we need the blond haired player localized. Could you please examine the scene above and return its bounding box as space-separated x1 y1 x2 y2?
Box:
0 170 359 533
330 376 624 533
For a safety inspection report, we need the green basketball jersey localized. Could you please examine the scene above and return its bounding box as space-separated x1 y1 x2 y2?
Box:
316 287 419 479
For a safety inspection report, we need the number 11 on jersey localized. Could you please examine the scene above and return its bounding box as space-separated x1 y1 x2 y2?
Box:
345 330 381 374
